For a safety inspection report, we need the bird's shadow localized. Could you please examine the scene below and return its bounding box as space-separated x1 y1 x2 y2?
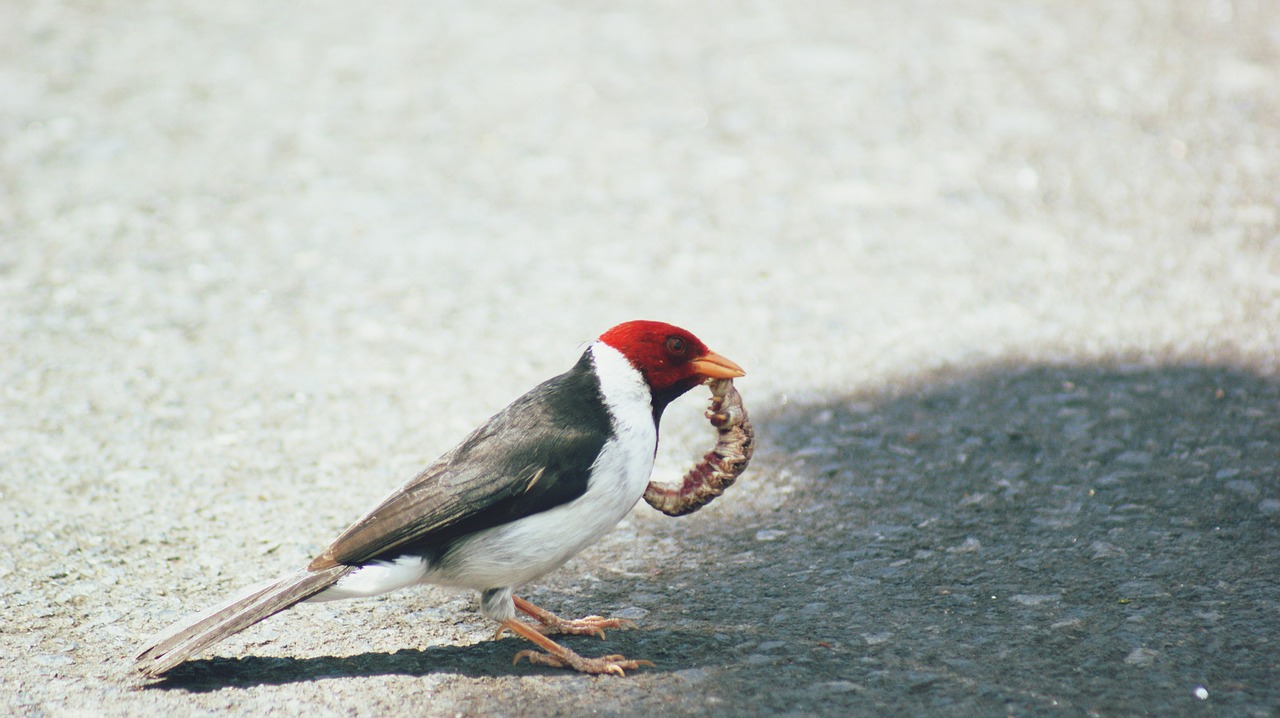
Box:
141 630 693 692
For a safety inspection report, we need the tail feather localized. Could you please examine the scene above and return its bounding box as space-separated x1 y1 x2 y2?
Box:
134 565 354 677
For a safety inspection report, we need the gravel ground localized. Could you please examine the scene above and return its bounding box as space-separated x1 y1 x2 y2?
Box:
3 1 1278 716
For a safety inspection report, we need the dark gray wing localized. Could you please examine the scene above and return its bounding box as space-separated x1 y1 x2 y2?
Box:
308 351 612 570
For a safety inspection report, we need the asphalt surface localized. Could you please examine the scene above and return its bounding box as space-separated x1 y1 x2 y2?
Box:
3 1 1278 716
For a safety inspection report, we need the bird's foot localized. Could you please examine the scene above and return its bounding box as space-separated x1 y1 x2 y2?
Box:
513 648 655 677
494 614 636 641
537 613 637 639
499 614 653 677
510 595 637 639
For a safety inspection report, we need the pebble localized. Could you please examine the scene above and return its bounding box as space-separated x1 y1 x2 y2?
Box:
813 680 863 694
106 469 159 486
34 653 74 667
674 668 708 684
1117 580 1167 599
1224 480 1258 497
1114 451 1153 465
1089 541 1127 558
946 537 982 553
1124 648 1160 667
799 601 827 616
1010 593 1059 606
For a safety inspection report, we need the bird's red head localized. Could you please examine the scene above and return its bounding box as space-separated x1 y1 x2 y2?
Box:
598 321 744 407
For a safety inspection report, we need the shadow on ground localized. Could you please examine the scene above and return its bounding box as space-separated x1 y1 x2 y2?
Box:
585 362 1279 716
142 362 1279 716
144 629 700 692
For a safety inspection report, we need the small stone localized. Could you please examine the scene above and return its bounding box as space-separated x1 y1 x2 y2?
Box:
1010 593 1059 606
906 672 941 691
757 640 788 652
674 668 708 684
1124 647 1159 667
946 537 982 553
1117 580 1166 599
34 653 74 667
1115 451 1152 465
755 529 787 542
1193 685 1209 700
1224 480 1258 497
799 601 827 616
614 606 649 620
814 680 862 694
106 469 159 486
1259 499 1280 515
1090 541 1126 558
862 632 893 645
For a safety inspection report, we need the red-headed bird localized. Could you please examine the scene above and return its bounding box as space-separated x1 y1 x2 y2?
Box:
135 320 744 677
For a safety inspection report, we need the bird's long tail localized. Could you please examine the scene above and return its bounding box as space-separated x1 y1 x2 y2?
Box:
134 564 355 678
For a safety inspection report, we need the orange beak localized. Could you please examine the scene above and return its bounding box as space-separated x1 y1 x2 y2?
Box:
690 351 746 380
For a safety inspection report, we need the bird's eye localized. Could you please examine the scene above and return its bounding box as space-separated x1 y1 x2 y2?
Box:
665 336 686 354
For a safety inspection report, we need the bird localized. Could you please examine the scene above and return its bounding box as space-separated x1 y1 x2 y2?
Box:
134 320 745 678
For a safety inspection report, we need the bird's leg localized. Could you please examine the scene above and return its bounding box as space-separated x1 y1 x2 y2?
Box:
499 617 654 677
492 596 636 640
509 595 636 638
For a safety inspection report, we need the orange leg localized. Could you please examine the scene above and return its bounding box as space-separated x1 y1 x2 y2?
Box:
491 595 651 676
499 617 654 676
511 595 638 638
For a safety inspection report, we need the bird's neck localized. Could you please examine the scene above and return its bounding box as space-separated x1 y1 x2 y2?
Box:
586 342 682 431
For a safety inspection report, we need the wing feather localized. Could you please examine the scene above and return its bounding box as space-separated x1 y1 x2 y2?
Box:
308 352 612 570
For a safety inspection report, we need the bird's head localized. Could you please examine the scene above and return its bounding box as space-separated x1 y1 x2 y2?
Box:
598 320 745 412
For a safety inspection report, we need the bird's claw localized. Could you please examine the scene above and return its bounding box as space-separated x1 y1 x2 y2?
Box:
541 615 637 639
513 649 655 676
496 614 637 641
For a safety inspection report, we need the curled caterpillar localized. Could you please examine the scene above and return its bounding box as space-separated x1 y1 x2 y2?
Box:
643 378 754 516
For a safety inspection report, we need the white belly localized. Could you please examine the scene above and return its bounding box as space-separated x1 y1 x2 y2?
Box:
429 431 656 590
312 433 656 603
312 341 658 603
